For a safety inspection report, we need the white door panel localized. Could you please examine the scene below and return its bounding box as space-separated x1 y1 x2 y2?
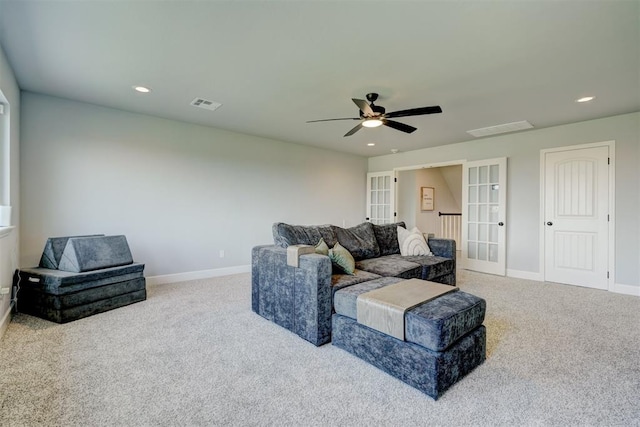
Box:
544 146 609 289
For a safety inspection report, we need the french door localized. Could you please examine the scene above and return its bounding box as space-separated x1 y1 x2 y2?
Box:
462 158 507 275
366 171 395 224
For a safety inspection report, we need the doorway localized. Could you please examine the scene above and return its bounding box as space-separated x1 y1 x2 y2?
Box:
395 163 463 258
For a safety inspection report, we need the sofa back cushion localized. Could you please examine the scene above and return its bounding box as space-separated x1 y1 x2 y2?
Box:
373 221 406 256
332 222 380 261
272 223 337 248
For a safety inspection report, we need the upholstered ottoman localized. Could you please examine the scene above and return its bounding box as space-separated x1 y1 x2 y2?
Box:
14 235 146 323
332 278 486 399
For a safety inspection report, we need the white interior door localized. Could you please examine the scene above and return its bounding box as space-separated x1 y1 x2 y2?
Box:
462 158 507 275
543 145 610 289
366 171 395 224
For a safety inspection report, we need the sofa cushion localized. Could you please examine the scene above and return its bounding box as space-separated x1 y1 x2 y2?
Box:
331 270 382 295
397 255 455 281
332 222 380 261
272 223 337 248
355 256 422 279
329 242 355 275
372 222 405 256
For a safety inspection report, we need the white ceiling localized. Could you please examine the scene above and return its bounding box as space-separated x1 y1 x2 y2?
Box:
0 0 638 157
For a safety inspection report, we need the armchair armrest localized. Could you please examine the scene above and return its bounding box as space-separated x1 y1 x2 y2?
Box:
251 245 333 346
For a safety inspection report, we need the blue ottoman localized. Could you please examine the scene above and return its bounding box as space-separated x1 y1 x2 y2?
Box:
332 278 486 399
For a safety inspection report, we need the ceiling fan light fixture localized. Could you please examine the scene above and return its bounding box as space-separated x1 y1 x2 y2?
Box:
362 118 383 128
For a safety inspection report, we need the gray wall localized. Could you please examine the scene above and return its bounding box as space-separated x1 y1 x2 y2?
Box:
370 112 640 287
20 93 368 276
0 43 20 336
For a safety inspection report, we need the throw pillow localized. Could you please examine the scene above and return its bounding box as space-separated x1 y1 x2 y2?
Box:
315 238 329 255
328 242 355 275
397 226 433 256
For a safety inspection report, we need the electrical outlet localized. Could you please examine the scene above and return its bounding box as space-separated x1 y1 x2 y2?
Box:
0 287 10 296
219 250 225 258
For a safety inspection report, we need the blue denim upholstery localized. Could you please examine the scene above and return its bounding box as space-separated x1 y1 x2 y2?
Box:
15 235 146 324
334 283 486 351
252 223 457 346
332 314 486 400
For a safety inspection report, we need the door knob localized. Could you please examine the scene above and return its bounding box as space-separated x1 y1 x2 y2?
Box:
498 222 504 226
546 221 553 226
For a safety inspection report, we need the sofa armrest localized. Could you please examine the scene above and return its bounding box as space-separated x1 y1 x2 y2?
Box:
427 238 456 260
251 245 333 346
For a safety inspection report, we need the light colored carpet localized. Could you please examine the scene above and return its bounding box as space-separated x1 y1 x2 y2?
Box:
1 270 639 426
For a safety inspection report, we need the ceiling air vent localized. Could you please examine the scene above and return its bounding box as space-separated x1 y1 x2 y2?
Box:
190 97 222 111
467 120 533 138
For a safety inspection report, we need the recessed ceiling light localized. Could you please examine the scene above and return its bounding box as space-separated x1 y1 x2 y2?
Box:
576 96 595 103
133 85 151 93
367 143 375 146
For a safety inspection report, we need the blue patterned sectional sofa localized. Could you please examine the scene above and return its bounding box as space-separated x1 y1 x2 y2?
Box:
251 221 456 346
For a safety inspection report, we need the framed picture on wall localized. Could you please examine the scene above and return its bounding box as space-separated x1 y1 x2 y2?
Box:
421 187 435 211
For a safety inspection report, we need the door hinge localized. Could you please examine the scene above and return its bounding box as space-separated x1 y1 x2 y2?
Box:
607 271 610 279
608 157 610 165
394 177 397 183
608 214 610 222
394 212 397 217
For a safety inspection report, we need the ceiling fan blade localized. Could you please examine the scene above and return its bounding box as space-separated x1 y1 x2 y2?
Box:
306 117 360 123
383 119 417 134
352 98 375 117
385 105 442 118
344 123 363 137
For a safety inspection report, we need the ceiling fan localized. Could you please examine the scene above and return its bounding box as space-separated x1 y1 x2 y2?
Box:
307 93 442 137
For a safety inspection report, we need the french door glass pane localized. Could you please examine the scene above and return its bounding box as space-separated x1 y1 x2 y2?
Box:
478 224 487 242
468 242 477 259
469 167 478 184
489 244 498 262
468 224 477 240
469 186 477 203
489 205 499 222
478 205 488 222
478 243 487 260
479 185 488 203
490 165 499 183
490 185 499 203
479 166 488 184
469 204 477 221
489 224 498 242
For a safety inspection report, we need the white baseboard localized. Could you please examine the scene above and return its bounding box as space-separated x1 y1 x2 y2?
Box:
506 269 544 282
611 282 640 297
146 265 251 286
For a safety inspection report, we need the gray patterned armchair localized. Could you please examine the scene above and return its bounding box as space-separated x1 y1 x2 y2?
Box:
251 221 456 346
